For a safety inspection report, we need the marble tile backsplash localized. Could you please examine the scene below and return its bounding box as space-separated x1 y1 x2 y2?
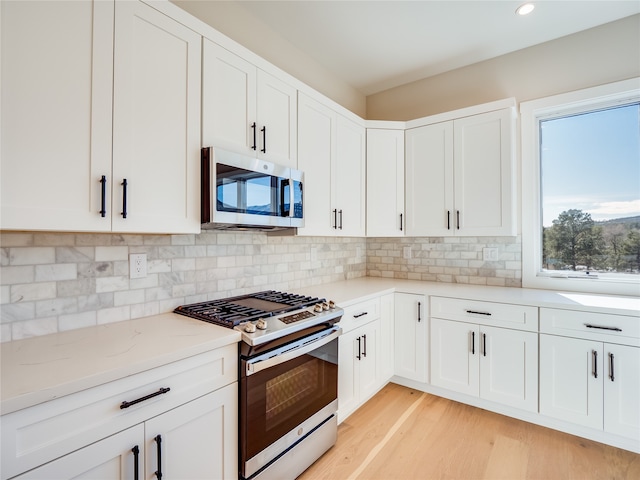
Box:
0 232 366 342
367 236 522 287
0 232 522 342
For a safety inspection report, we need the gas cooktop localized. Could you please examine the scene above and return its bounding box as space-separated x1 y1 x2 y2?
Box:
174 290 343 346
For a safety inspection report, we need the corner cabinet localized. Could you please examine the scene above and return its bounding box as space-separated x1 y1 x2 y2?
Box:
405 107 516 237
366 128 405 237
202 40 297 168
297 93 366 237
539 308 640 443
2 346 238 480
1 0 201 234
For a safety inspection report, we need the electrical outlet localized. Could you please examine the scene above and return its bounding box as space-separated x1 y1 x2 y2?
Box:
483 247 499 262
129 253 147 279
403 246 412 259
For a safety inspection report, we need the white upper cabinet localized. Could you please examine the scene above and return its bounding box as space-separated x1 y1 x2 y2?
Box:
405 107 516 236
112 0 201 234
1 0 201 234
297 93 365 237
203 40 297 168
1 0 114 232
366 128 405 237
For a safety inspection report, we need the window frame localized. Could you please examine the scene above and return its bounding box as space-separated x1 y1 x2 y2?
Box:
520 78 640 297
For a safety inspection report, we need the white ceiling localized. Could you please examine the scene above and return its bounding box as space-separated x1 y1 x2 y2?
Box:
233 0 640 96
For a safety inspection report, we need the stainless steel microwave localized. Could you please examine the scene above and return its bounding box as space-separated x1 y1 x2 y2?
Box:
201 147 304 230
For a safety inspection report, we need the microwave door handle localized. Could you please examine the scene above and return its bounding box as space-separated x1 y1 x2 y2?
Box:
289 178 295 218
280 179 290 216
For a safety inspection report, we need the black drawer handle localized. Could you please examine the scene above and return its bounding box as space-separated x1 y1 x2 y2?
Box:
353 312 368 318
466 310 492 316
120 387 170 409
585 324 622 332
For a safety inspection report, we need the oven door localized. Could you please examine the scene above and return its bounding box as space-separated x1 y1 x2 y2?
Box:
240 326 340 479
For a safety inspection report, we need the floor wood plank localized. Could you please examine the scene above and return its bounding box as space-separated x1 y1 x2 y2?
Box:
299 384 640 480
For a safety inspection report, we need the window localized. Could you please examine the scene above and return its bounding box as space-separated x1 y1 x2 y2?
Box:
521 79 640 296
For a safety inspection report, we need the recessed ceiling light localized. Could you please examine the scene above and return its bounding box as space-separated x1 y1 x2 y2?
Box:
516 3 535 16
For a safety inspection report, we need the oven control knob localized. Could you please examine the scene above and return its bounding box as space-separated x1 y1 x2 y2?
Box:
244 322 257 333
322 302 329 311
329 300 336 309
256 318 268 330
313 304 323 313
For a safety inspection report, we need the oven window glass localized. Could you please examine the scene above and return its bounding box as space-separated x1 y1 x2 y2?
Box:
241 338 338 461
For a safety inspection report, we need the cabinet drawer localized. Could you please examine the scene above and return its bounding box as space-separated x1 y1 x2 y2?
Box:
431 297 538 332
540 308 640 346
1 345 237 480
339 298 381 334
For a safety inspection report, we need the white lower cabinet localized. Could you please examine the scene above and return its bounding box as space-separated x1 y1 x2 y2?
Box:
431 318 538 411
540 335 640 440
394 293 428 382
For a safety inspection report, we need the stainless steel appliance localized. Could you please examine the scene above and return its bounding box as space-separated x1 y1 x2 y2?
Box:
174 291 342 480
201 147 304 231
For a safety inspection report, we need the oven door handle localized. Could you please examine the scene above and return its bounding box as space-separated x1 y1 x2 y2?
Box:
246 327 341 376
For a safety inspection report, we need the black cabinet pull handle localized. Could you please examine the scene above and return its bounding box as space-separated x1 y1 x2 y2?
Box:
132 445 140 480
261 125 266 153
400 213 403 231
154 435 163 479
466 310 492 316
471 331 475 355
120 387 170 409
456 210 460 230
482 333 487 357
592 350 598 378
447 210 450 230
362 334 367 357
353 312 368 318
339 209 343 230
333 209 337 229
251 122 257 150
609 353 615 381
356 336 361 360
417 302 422 322
585 324 622 332
121 179 128 219
99 175 107 217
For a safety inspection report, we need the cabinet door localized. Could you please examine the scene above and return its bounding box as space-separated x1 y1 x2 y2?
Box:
394 293 428 382
430 318 478 395
358 321 379 401
112 0 201 233
540 335 603 429
1 0 113 232
378 294 395 383
405 122 454 236
338 329 360 422
297 94 335 236
480 326 538 412
334 115 366 237
366 129 405 237
256 70 297 168
145 384 238 480
15 425 144 480
604 343 640 440
202 39 256 156
453 108 515 236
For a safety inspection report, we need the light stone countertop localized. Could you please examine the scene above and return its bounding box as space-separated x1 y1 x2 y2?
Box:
294 277 640 317
1 313 240 415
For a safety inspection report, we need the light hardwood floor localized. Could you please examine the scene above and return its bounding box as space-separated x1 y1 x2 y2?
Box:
299 383 640 480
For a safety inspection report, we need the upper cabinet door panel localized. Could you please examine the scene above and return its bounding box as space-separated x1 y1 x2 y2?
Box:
454 108 515 236
112 0 201 233
0 0 114 232
405 122 454 236
202 40 256 154
256 70 297 168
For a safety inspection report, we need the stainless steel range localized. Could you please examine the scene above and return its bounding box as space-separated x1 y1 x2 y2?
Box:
175 291 343 480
